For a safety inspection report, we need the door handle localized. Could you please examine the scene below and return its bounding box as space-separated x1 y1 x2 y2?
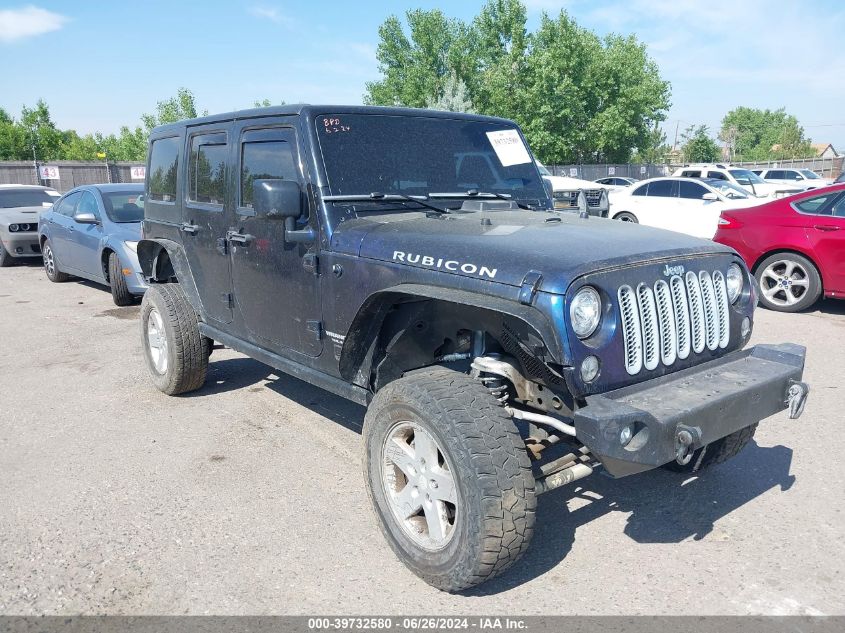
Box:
227 231 254 246
68 225 75 233
180 222 199 234
814 225 840 232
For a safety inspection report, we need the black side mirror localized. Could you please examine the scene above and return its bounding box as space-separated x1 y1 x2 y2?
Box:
73 212 99 225
253 179 302 219
252 179 315 244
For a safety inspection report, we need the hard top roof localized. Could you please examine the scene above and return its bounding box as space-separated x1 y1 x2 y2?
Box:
150 104 518 136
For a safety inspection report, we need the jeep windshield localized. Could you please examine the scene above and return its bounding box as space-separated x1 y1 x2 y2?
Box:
316 113 548 210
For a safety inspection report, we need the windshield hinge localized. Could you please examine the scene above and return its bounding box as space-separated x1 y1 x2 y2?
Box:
519 270 543 305
306 320 322 341
303 253 319 275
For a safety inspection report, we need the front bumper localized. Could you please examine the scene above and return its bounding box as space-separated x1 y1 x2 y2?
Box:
574 344 807 477
1 232 41 258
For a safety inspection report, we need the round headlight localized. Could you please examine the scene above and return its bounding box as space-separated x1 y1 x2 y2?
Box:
727 263 744 303
9 224 19 232
570 286 602 339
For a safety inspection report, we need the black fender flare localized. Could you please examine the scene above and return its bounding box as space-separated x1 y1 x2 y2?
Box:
137 238 204 317
337 283 567 387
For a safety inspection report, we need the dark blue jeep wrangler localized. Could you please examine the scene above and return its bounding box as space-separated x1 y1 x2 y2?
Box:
137 105 808 592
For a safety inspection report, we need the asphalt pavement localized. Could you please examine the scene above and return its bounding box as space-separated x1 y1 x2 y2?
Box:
1 261 843 615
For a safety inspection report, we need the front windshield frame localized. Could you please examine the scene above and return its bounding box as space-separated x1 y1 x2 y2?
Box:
315 113 550 216
100 190 145 223
729 169 765 185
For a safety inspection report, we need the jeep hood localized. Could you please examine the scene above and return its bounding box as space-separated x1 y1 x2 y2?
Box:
336 210 733 294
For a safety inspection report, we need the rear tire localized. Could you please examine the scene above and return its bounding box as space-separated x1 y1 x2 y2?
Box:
140 283 209 395
363 366 536 592
662 424 757 474
42 239 69 281
0 241 15 267
755 252 821 313
109 252 134 306
614 211 638 223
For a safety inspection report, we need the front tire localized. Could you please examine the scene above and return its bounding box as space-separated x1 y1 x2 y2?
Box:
363 366 536 592
42 239 69 281
663 424 757 474
109 251 134 306
140 283 209 395
755 253 821 312
614 211 639 223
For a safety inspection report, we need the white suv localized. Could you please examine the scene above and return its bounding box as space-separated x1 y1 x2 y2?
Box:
752 168 833 189
672 163 801 198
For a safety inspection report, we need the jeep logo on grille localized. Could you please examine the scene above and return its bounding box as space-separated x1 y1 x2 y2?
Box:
663 264 685 277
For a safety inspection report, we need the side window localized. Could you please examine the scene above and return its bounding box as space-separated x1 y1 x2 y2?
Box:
188 132 228 206
787 170 803 181
794 193 839 215
679 181 709 200
148 137 180 203
77 191 101 220
239 132 298 209
831 194 845 218
56 192 81 217
631 184 648 196
681 170 701 178
767 170 784 179
647 180 677 197
706 171 728 181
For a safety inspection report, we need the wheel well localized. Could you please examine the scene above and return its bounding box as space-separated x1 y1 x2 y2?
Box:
339 295 568 401
752 248 824 288
101 248 114 282
612 211 634 219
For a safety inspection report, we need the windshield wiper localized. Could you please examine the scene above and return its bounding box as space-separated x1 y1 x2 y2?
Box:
323 192 448 214
428 190 531 210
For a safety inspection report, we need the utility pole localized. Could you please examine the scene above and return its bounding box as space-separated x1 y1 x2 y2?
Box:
29 125 41 186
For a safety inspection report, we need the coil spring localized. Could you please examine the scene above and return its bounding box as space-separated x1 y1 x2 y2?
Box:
479 374 510 405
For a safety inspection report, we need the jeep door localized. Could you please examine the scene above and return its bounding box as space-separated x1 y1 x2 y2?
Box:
181 125 235 325
228 121 322 357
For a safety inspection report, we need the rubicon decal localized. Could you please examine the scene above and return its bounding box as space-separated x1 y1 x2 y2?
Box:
393 251 498 279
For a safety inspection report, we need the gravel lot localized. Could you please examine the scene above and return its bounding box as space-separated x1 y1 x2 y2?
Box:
1 260 843 615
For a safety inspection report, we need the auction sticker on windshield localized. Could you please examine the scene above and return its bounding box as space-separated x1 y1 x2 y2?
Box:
486 129 531 167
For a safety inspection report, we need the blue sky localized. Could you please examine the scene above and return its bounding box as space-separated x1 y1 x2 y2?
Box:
2 0 844 151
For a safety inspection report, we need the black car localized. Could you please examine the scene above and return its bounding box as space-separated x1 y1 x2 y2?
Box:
137 105 809 592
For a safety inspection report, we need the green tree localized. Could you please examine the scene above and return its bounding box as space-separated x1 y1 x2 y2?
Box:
365 1 671 163
425 71 475 112
719 107 813 161
681 125 721 163
631 123 670 163
141 87 206 131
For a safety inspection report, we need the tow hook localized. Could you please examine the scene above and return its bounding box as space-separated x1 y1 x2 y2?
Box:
786 380 809 420
674 425 702 465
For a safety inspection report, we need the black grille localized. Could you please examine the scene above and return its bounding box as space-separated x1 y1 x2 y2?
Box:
584 190 603 207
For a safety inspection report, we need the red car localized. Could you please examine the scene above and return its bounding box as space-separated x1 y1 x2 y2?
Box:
714 184 845 312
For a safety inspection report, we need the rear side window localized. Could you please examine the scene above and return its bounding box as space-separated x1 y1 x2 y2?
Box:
679 181 708 199
794 192 839 215
647 180 677 197
706 171 728 181
767 170 784 179
240 132 298 208
148 137 180 202
188 132 228 206
680 170 701 178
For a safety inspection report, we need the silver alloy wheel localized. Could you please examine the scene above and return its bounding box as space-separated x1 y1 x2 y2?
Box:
760 259 810 307
381 421 458 551
44 244 55 276
146 307 169 374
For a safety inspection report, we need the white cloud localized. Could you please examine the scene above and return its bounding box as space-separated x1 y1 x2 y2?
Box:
0 5 68 43
247 6 296 28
